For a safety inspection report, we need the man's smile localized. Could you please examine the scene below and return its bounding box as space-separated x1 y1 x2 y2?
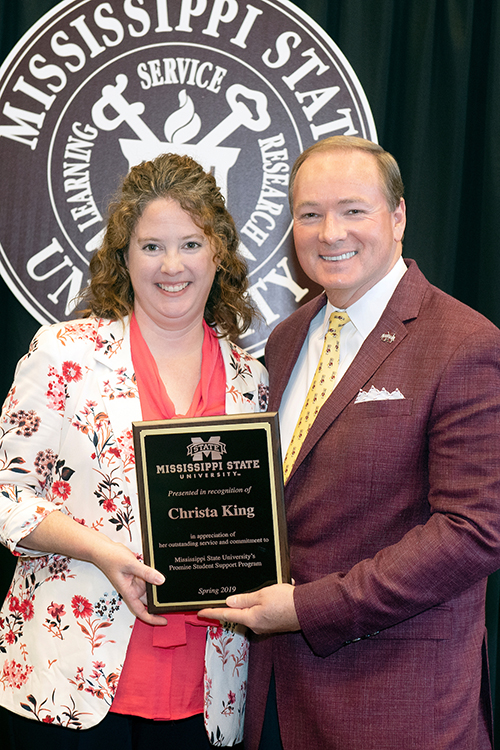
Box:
319 250 357 262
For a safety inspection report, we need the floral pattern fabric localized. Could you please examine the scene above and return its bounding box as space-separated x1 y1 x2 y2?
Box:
0 317 268 732
204 623 249 746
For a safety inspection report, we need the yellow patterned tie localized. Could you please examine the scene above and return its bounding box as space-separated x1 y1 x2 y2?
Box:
283 311 350 482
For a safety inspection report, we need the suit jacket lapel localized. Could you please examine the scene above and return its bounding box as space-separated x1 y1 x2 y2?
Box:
268 293 328 412
92 317 142 433
285 260 428 484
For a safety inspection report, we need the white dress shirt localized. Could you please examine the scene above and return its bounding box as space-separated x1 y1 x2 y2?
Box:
279 257 408 455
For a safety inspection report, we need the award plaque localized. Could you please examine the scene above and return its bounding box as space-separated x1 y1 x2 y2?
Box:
133 412 289 612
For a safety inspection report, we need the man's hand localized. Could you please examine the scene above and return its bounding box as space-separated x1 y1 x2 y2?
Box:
198 583 300 634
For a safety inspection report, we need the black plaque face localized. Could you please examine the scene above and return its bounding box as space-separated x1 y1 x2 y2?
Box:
133 412 289 612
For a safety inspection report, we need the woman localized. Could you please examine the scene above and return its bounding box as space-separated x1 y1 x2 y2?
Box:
0 153 268 748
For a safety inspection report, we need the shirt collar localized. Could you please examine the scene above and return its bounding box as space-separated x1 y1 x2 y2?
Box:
323 256 407 339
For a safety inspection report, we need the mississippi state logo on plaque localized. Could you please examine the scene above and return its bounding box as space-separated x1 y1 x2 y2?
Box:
0 0 376 356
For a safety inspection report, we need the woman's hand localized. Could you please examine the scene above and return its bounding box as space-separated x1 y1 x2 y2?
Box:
21 510 167 626
91 539 167 626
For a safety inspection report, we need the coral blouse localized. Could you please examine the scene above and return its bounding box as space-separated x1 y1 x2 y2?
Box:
110 315 225 720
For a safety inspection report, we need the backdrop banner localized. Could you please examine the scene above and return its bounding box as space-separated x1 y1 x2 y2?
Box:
0 0 375 358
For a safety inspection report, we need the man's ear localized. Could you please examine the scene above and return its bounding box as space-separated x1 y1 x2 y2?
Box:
392 198 406 242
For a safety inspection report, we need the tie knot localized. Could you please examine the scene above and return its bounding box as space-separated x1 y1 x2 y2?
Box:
326 311 350 339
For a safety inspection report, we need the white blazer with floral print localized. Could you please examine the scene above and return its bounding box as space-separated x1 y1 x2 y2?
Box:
0 317 268 729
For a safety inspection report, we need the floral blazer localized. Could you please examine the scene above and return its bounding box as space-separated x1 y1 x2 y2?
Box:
0 317 268 729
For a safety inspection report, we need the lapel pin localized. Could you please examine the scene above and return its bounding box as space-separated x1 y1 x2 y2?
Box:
381 332 396 343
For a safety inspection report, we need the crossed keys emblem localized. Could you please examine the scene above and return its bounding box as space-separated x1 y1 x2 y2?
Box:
92 73 271 200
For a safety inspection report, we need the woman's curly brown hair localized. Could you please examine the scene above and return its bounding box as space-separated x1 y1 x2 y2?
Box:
78 152 256 339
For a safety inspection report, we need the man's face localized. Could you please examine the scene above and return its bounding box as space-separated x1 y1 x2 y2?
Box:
292 149 406 308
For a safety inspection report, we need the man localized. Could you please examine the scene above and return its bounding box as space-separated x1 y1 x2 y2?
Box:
199 137 500 749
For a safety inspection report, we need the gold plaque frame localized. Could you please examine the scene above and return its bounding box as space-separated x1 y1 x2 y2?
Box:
133 412 289 612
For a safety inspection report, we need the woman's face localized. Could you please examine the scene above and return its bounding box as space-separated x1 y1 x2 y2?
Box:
126 197 217 332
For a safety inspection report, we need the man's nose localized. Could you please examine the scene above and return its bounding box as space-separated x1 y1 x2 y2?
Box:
319 213 346 244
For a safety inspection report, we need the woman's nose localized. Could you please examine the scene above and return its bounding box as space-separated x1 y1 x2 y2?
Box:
161 251 183 274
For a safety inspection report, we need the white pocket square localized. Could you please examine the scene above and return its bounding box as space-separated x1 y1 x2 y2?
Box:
354 386 405 403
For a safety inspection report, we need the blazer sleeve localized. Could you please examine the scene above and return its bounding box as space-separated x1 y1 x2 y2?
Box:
0 324 89 552
293 324 500 657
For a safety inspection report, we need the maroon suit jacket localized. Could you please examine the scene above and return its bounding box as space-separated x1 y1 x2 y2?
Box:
245 260 500 750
